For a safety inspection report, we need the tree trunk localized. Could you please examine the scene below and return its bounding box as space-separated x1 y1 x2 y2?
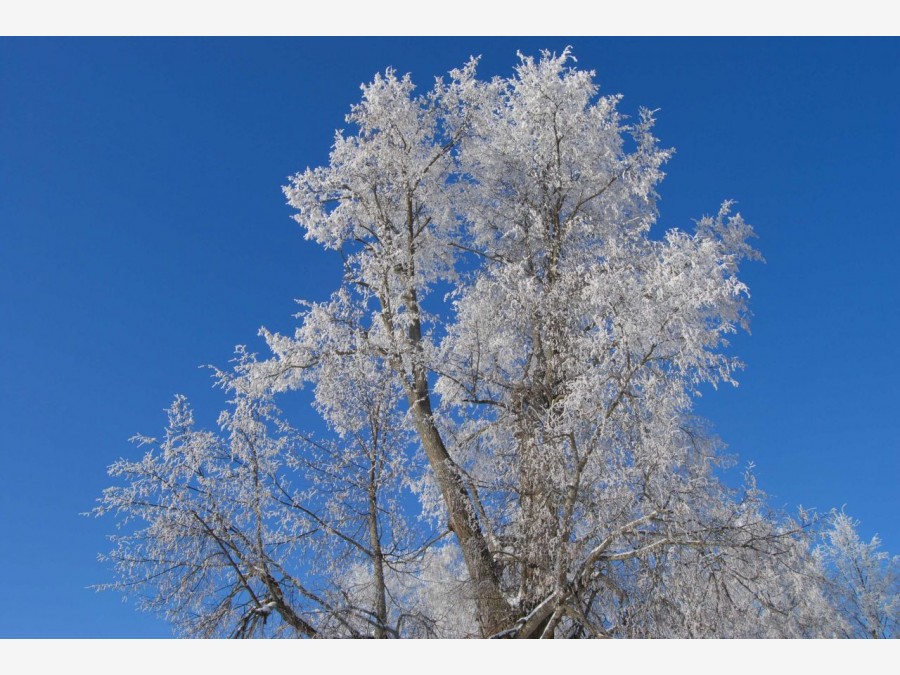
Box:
406 368 513 636
366 446 388 638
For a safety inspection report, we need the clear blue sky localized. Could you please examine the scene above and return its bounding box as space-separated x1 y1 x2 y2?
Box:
1 38 897 638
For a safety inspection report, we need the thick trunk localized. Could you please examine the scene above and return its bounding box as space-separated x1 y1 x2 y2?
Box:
387 196 513 636
406 372 513 637
366 448 388 638
378 290 512 634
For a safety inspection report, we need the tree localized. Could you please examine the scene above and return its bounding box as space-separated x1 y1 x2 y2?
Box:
95 50 897 638
817 510 899 639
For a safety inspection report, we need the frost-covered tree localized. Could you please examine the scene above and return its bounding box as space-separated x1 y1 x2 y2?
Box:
817 511 899 639
95 50 897 638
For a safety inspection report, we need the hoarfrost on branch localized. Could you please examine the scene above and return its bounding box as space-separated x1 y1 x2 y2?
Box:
95 50 898 638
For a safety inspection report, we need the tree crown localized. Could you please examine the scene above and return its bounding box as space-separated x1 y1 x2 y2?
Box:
95 50 897 639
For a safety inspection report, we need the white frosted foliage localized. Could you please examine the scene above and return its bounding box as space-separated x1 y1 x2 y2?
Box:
96 50 897 638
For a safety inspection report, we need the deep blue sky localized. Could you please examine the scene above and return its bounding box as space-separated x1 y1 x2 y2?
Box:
1 38 897 638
